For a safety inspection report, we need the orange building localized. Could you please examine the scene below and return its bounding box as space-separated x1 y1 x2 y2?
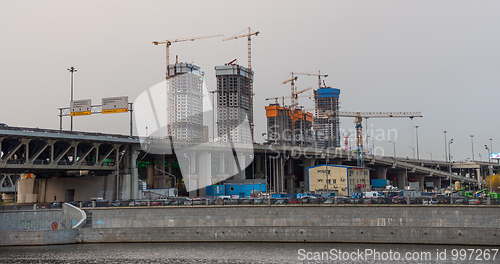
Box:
265 104 313 146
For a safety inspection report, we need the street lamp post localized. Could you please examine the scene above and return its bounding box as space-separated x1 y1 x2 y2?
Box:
67 66 77 131
485 145 491 163
415 125 420 160
490 138 494 154
447 138 455 203
470 134 475 161
448 138 454 186
443 130 448 162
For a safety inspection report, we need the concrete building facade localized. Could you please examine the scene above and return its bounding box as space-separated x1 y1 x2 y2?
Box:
215 64 254 143
166 63 204 144
306 165 370 196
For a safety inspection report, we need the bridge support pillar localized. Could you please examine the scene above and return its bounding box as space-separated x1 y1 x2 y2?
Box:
286 159 295 193
303 159 315 191
130 147 139 199
396 170 408 189
374 167 388 180
433 177 442 190
254 154 264 179
417 175 425 191
103 173 116 201
16 174 37 203
196 151 213 197
476 168 482 189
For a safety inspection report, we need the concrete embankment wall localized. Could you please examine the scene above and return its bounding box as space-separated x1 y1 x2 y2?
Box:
0 204 86 246
80 206 500 246
0 209 65 231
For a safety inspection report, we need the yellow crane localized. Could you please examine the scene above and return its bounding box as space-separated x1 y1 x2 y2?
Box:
290 87 313 108
152 34 223 75
292 71 329 88
283 73 318 109
265 88 312 106
223 27 260 70
282 75 299 108
326 111 423 167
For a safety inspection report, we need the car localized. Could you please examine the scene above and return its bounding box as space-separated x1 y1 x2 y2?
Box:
350 198 363 204
287 199 301 204
252 198 265 205
129 200 149 206
150 201 163 206
323 198 335 204
468 199 481 205
422 198 438 205
238 198 253 205
191 198 208 205
111 201 123 207
333 197 351 204
0 123 7 127
272 198 288 205
452 198 466 204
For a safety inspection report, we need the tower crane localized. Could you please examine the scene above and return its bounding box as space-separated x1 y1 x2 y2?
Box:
326 111 423 167
292 71 329 88
223 27 260 70
282 74 303 110
152 34 223 76
290 87 313 108
265 88 312 107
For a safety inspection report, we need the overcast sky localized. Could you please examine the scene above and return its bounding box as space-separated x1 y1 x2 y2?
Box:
1 0 499 161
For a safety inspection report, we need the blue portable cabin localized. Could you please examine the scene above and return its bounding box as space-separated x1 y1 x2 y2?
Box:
224 184 267 198
205 185 225 197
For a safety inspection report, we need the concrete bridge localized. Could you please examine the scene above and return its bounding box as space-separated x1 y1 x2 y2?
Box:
1 126 498 202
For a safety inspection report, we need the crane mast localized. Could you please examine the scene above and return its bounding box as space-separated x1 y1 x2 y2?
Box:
282 74 299 109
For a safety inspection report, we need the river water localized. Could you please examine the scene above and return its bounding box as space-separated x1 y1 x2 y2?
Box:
0 243 498 263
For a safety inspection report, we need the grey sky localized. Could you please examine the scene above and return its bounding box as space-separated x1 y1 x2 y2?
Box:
1 0 499 161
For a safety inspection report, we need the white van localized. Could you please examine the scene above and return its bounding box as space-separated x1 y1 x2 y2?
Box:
363 191 384 198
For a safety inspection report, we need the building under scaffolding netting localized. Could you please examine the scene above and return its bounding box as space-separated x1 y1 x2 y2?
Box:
313 87 340 149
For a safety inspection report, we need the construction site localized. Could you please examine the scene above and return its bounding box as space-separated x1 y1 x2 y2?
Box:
1 27 499 205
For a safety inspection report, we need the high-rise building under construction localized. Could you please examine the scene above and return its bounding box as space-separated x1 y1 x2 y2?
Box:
166 63 204 143
215 64 254 143
265 104 313 146
313 87 340 148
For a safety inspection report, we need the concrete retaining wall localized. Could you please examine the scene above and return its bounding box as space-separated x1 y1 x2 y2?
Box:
2 205 499 246
0 230 79 246
80 226 499 245
0 203 86 246
0 209 65 231
81 205 500 246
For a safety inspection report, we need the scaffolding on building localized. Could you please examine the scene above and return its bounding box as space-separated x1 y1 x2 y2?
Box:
265 103 313 147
